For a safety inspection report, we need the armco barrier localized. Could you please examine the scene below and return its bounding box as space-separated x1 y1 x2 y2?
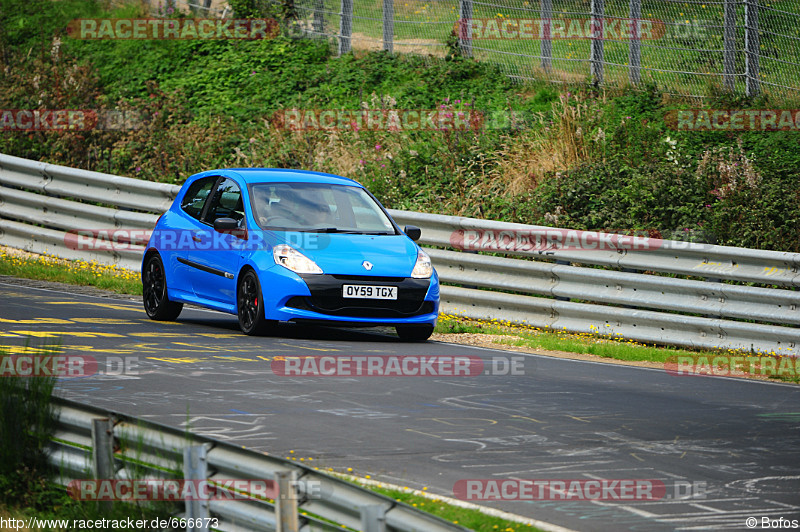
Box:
1 153 798 353
49 396 469 532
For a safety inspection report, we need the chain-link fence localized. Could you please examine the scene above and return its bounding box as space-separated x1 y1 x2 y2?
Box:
269 0 799 98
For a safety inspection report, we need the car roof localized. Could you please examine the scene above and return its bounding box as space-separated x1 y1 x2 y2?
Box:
190 168 363 187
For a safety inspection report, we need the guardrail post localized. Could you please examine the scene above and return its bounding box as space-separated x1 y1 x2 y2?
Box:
91 418 114 513
590 0 604 85
339 0 353 55
383 0 394 53
628 0 641 84
360 505 387 532
184 445 210 532
275 471 300 532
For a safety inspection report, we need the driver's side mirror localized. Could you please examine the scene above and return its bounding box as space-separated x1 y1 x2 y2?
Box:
404 225 422 242
214 217 239 231
214 218 247 239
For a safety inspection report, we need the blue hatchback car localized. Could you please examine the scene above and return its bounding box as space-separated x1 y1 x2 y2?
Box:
141 169 439 341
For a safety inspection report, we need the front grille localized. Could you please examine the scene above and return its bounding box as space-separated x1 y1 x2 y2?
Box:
290 274 434 318
286 297 435 318
331 274 405 282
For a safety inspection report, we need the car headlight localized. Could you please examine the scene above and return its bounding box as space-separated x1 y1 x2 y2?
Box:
411 249 433 279
273 244 323 274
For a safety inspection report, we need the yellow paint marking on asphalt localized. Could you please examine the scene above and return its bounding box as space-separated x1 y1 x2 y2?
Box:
257 356 273 362
72 318 138 325
197 333 245 339
128 332 192 338
278 342 339 352
10 330 125 338
0 344 65 354
171 342 226 351
567 415 591 423
0 332 22 337
55 345 135 355
510 415 545 424
46 301 139 312
171 342 275 354
424 417 498 426
0 318 73 324
630 453 645 462
146 357 204 364
212 356 258 362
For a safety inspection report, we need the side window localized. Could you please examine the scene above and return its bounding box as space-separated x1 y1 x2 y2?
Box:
205 178 245 226
181 177 217 220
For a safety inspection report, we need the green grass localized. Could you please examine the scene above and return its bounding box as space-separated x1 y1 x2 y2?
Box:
335 475 544 532
0 249 142 295
435 313 691 363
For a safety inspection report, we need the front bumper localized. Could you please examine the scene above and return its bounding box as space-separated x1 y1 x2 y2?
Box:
270 273 439 326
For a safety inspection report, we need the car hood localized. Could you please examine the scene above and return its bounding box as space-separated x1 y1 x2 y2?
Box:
277 233 420 277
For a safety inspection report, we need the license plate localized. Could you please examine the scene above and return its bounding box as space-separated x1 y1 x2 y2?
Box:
342 285 397 300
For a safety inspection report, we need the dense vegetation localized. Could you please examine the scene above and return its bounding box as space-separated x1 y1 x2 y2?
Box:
1 0 798 251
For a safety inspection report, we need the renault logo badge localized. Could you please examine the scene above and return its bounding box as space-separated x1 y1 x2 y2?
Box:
362 260 373 271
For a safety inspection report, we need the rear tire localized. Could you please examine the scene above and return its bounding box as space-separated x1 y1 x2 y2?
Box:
396 324 434 342
237 270 277 336
142 254 183 321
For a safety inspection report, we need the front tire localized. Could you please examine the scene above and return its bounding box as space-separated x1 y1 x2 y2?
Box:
396 324 434 342
237 270 276 336
142 253 183 321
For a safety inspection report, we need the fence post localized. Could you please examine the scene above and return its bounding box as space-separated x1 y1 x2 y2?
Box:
383 0 394 53
339 0 353 55
723 0 736 91
590 0 605 85
91 418 114 513
183 445 210 532
540 0 553 72
745 0 760 97
459 0 473 58
313 0 325 35
275 471 300 532
628 0 641 84
360 505 387 532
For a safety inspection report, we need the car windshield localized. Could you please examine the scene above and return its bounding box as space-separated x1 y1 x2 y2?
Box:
249 182 398 234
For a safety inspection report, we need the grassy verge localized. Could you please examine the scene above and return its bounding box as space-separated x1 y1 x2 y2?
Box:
435 314 689 364
0 248 142 295
331 474 544 532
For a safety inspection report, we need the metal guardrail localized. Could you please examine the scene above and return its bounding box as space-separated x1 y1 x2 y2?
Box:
49 395 470 532
1 153 799 354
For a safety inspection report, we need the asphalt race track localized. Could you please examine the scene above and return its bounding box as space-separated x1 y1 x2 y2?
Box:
2 277 799 531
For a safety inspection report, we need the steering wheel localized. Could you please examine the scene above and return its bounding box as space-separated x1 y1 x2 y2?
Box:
264 215 296 226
